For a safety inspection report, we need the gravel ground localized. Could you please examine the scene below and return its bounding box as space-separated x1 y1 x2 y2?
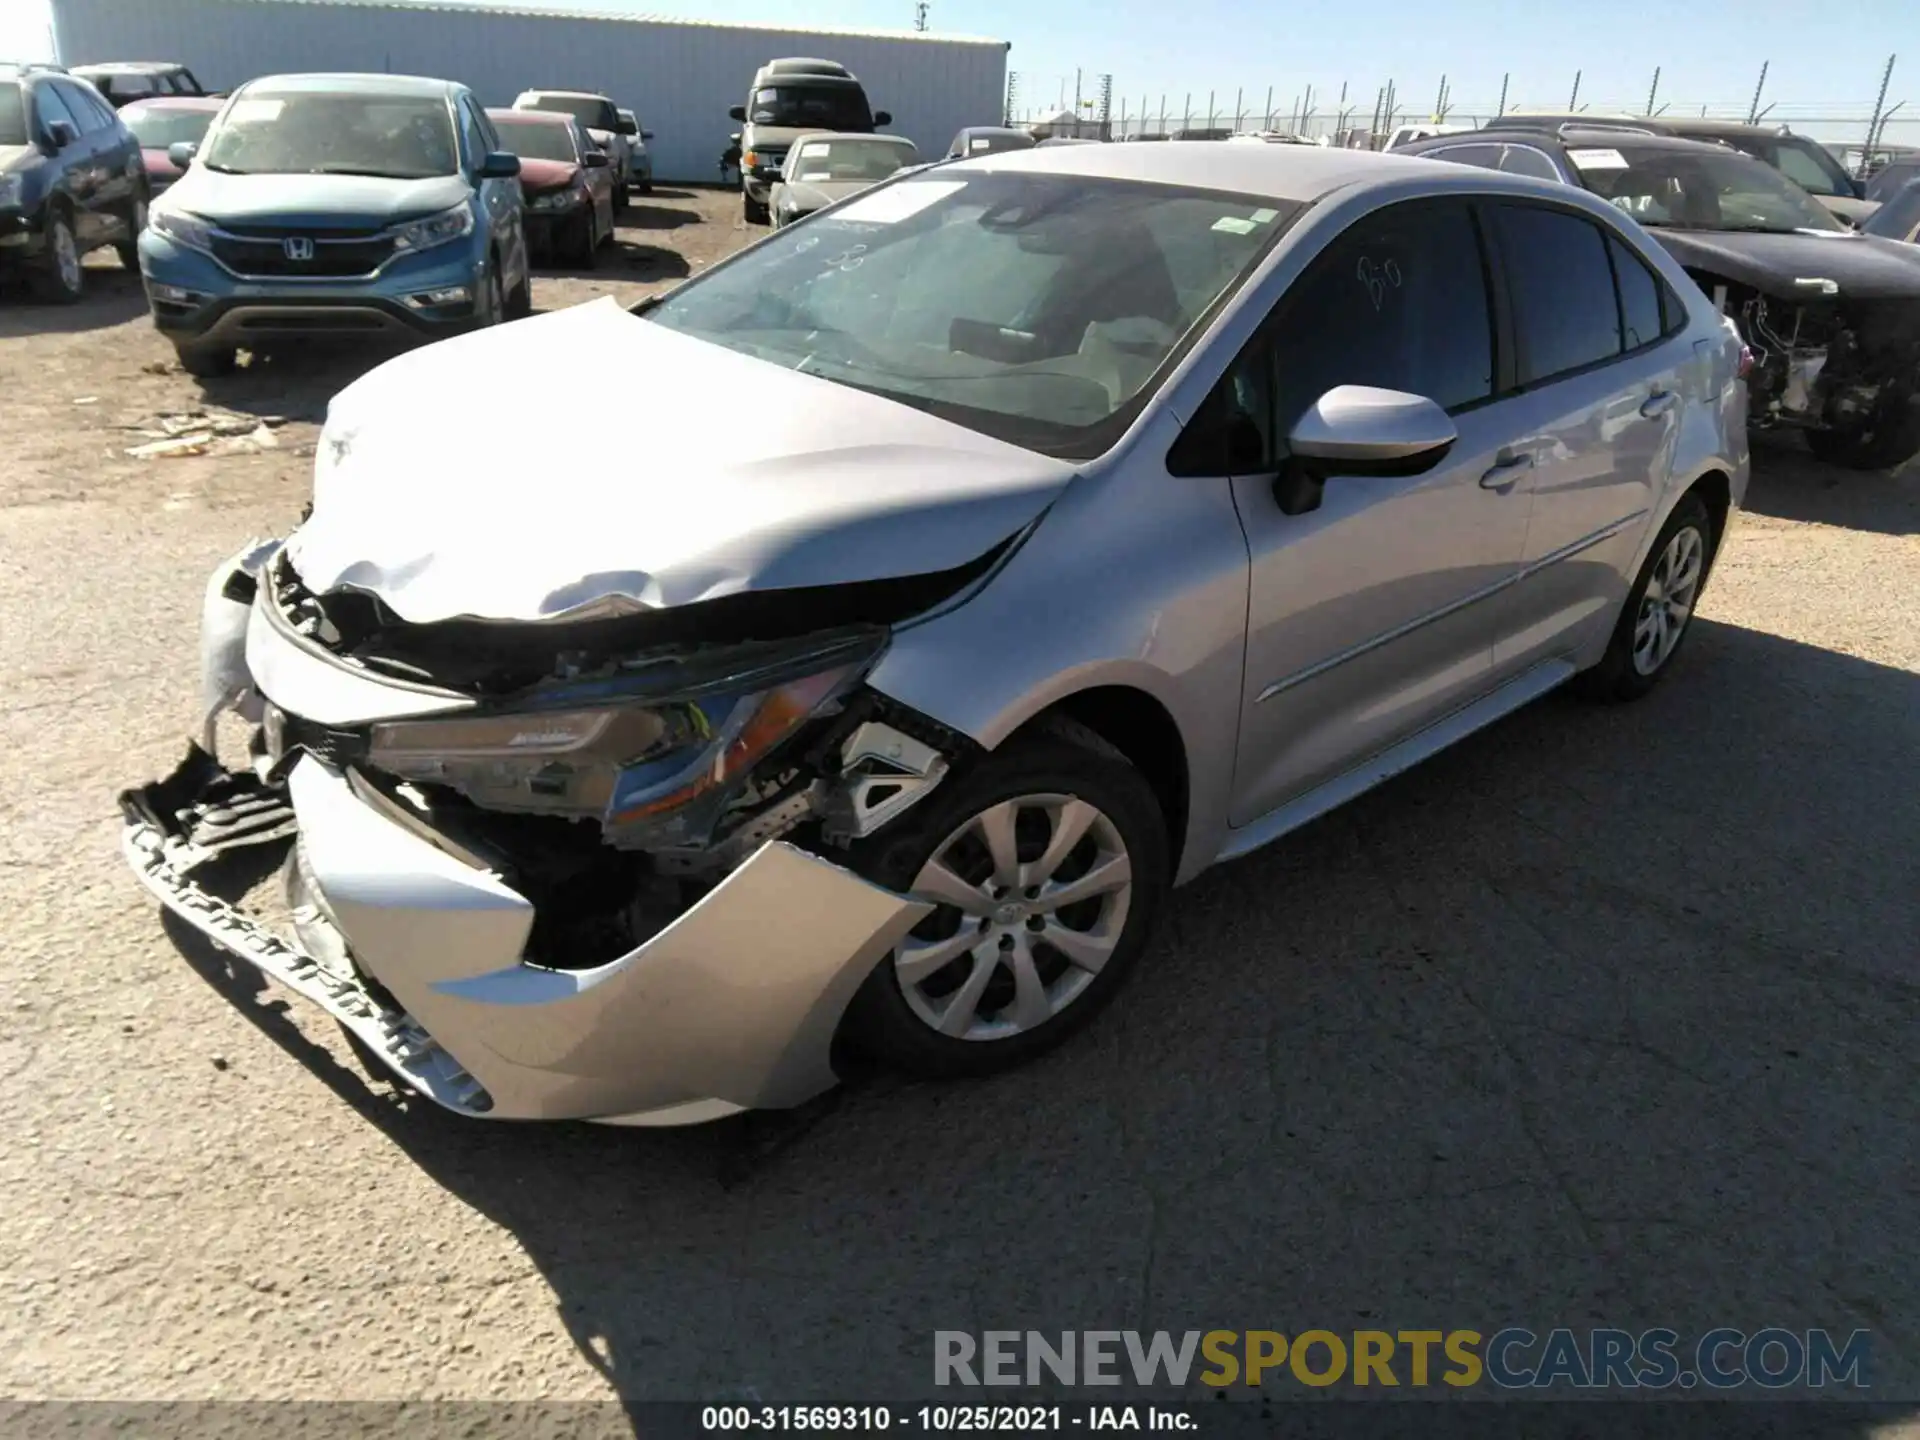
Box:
1 186 1917 1409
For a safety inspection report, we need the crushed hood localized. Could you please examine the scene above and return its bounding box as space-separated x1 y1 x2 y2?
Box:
1651 226 1920 300
288 298 1078 625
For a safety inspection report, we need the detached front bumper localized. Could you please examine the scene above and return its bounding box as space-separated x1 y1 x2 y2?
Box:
118 543 932 1124
121 750 928 1123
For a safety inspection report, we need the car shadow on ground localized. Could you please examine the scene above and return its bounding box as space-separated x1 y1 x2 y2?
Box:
1744 431 1920 536
184 343 407 422
0 264 149 334
160 610 1920 1412
616 201 704 231
534 239 691 284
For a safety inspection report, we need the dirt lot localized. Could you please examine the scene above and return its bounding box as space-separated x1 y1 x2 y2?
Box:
2 185 1918 1408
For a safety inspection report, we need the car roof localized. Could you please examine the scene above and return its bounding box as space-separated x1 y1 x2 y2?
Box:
789 130 917 152
953 140 1463 202
518 89 609 101
242 72 459 98
120 94 225 112
1439 128 1742 158
71 62 190 75
1494 111 1795 141
490 107 572 124
958 125 1027 137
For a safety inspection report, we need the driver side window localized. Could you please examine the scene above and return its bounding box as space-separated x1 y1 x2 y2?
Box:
1169 198 1496 476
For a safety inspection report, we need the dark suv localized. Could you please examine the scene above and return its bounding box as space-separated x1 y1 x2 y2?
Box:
0 64 148 301
72 62 213 108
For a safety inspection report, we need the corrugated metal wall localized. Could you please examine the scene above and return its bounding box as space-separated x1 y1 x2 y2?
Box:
50 0 1007 182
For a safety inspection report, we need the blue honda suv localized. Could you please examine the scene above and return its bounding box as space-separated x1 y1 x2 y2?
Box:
139 73 532 376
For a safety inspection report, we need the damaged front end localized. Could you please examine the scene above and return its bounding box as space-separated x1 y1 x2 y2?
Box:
1706 277 1920 443
119 538 982 1124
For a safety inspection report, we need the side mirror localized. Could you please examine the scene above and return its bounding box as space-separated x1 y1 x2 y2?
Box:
582 150 609 168
1277 385 1456 515
45 119 79 151
167 140 198 168
873 110 893 127
728 104 747 122
617 117 638 136
478 150 521 179
641 129 654 141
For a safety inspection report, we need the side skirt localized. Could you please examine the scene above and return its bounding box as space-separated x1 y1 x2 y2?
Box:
1213 657 1577 865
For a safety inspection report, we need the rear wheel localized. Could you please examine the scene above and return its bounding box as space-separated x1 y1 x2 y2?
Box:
743 192 769 225
1805 405 1920 471
840 729 1169 1079
33 207 84 303
1574 491 1713 702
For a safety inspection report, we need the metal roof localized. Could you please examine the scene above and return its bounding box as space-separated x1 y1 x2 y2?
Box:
160 0 1008 47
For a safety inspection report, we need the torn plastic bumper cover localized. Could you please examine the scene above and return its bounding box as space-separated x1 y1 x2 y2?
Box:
120 747 931 1124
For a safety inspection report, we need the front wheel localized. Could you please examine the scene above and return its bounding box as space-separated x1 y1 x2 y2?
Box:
34 207 84 303
1574 491 1714 702
1805 406 1920 471
571 212 598 268
840 728 1169 1079
743 192 769 225
115 189 149 271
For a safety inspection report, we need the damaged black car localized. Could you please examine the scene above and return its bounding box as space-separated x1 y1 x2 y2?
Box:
1399 126 1920 469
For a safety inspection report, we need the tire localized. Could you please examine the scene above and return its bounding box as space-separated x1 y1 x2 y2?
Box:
175 341 236 378
572 213 598 269
480 264 505 328
1805 407 1920 471
839 728 1169 1079
637 175 653 196
114 188 149 271
614 181 630 212
33 207 84 304
1574 491 1714 703
506 265 533 320
743 192 769 225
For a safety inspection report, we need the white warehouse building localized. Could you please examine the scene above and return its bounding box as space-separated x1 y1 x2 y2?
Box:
48 0 1010 182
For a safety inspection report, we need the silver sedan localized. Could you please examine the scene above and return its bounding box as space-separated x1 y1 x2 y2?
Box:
122 143 1748 1124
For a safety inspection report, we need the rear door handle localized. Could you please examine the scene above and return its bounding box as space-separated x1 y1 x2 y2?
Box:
1641 390 1679 419
1480 452 1535 491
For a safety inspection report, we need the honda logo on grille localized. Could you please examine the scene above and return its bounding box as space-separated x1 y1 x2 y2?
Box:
283 236 315 261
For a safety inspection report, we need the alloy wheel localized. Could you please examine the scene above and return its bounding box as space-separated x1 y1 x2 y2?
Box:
898 794 1133 1041
1632 524 1705 675
53 218 81 294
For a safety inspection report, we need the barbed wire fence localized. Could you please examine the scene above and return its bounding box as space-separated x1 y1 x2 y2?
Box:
1005 55 1916 156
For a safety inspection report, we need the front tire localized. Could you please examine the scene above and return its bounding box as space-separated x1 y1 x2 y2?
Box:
571 212 598 268
1574 491 1714 702
743 192 769 225
115 188 149 271
175 341 236 378
1805 405 1920 471
841 729 1169 1079
33 207 84 303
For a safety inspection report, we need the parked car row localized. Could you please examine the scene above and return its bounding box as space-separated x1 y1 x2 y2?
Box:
121 138 1758 1128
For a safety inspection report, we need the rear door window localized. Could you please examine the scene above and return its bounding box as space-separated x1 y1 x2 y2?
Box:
1493 203 1624 384
1427 143 1503 171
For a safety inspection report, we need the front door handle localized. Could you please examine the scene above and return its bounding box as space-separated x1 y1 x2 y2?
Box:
1641 390 1678 419
1480 452 1535 491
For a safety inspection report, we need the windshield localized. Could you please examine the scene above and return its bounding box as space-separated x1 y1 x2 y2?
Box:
785 137 911 183
0 83 25 146
200 90 458 178
749 84 871 131
493 118 578 164
526 95 615 132
1863 179 1920 244
1728 135 1855 198
645 173 1296 458
1571 144 1846 233
123 104 216 149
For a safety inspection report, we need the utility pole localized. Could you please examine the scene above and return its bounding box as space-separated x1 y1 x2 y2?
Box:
1745 60 1768 125
1384 79 1397 133
1496 72 1509 119
1003 71 1018 125
1568 69 1581 111
1302 84 1314 133
1432 73 1447 123
913 1 928 31
1264 85 1273 130
1645 65 1660 115
1206 89 1215 130
1866 53 1897 157
1234 87 1243 132
1098 73 1113 139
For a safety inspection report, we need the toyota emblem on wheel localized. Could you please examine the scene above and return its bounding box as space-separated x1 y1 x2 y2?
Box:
283 236 314 261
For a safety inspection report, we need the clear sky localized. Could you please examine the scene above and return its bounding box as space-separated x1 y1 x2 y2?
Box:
3 0 1910 139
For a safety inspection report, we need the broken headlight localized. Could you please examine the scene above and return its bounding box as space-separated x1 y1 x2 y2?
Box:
363 631 882 848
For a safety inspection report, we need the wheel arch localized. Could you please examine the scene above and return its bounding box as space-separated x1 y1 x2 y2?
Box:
1001 683 1192 878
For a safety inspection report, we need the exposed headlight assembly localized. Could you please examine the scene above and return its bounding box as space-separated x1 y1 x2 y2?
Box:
529 190 580 211
150 207 215 251
391 203 475 252
365 630 885 849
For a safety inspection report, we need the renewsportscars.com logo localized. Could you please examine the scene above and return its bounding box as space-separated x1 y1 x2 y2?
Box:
933 1329 1872 1390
